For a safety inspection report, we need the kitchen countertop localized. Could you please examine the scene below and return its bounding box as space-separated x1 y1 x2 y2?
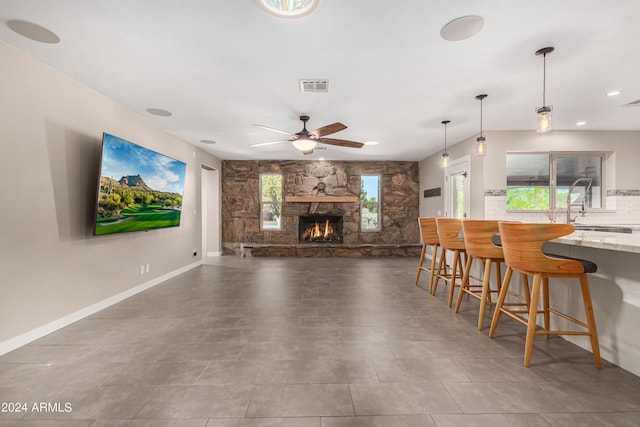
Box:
554 227 640 254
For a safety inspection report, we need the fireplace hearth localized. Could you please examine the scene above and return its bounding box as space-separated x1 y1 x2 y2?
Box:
298 215 343 244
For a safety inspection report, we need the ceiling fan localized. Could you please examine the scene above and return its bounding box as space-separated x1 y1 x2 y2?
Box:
250 115 364 154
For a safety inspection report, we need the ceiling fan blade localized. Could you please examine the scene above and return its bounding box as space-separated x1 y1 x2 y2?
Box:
310 122 347 138
252 124 294 136
249 140 290 147
319 138 364 148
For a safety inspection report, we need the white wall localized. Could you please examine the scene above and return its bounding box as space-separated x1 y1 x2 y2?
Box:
0 41 221 349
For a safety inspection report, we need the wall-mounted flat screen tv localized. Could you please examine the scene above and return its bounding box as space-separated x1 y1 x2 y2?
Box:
93 133 187 236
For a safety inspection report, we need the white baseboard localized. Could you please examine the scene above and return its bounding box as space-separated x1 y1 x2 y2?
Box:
207 251 223 257
0 260 203 356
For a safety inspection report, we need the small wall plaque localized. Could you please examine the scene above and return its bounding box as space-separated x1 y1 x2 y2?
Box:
423 187 441 198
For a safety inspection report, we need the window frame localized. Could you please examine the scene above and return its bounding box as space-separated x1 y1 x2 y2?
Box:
259 173 282 231
506 151 607 212
360 174 381 232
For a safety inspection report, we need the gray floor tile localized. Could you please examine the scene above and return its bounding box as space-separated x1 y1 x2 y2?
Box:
321 415 435 427
541 412 640 427
3 257 640 425
350 382 462 415
431 413 552 427
246 384 354 417
136 385 254 418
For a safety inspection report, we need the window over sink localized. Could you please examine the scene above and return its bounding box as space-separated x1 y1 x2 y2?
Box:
506 152 605 211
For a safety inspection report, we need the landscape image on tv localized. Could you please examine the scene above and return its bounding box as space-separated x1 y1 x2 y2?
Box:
94 133 187 235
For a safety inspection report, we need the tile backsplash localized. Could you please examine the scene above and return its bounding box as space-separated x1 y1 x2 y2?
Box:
484 190 640 225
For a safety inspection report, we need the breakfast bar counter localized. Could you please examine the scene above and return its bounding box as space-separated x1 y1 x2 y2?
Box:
539 226 640 376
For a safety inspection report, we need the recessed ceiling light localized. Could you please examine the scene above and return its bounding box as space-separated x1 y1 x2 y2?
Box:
363 141 379 146
200 139 217 144
258 0 319 18
146 108 172 117
606 90 622 97
440 15 484 41
7 19 60 44
576 121 587 126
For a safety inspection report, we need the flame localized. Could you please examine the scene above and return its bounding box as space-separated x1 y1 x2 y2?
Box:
304 219 334 240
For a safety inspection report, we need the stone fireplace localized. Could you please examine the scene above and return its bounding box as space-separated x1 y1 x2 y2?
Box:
298 215 343 244
221 160 421 256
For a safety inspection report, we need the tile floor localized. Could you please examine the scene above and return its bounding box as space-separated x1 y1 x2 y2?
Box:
1 256 640 426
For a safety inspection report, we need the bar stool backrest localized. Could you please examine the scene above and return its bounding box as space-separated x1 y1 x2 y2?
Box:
418 218 439 245
497 222 582 274
461 219 504 260
436 218 465 250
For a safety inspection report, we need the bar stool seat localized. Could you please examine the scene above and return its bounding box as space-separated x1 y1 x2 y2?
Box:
415 218 441 293
455 220 506 330
489 222 602 368
434 218 467 307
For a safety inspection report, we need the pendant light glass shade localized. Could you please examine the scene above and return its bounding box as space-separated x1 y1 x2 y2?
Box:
535 47 554 133
475 94 487 156
441 120 450 167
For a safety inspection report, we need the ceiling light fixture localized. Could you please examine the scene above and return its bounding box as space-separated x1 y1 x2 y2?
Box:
292 137 317 153
576 121 587 126
475 94 487 156
440 15 485 41
146 108 172 117
606 90 622 97
258 0 319 18
7 19 60 44
441 120 451 168
535 46 554 133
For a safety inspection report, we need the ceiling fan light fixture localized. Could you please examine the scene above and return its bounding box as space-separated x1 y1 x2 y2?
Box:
258 0 319 18
292 138 317 152
535 46 554 133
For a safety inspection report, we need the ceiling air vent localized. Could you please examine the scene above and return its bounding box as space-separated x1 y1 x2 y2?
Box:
299 79 329 93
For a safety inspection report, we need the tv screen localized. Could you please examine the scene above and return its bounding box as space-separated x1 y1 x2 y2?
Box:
93 133 187 236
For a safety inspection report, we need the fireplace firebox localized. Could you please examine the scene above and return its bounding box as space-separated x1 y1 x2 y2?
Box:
298 215 343 244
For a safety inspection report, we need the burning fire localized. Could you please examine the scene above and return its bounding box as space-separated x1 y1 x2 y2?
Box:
302 219 334 240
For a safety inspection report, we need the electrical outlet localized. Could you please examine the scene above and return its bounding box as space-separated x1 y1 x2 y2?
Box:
139 265 145 275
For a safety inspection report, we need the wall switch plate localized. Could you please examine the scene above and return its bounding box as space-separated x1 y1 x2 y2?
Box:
139 265 145 275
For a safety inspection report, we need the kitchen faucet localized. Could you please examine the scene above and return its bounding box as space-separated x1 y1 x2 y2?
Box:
566 177 592 224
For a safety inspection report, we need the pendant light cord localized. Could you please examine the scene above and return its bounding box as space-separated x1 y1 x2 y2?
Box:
542 52 547 107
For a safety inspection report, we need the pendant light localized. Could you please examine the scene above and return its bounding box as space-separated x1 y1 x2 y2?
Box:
441 120 450 167
535 46 554 133
475 94 487 156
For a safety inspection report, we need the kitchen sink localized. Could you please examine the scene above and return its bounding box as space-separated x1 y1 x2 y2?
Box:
573 225 633 234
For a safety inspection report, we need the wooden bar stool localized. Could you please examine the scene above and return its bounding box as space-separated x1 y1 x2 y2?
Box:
415 218 442 293
434 218 467 307
489 222 601 368
455 219 505 330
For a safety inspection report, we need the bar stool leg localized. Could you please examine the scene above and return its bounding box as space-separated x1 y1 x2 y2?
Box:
543 277 551 338
432 249 446 295
524 273 542 367
448 250 462 307
476 258 493 330
454 253 473 313
489 266 513 337
428 245 439 294
415 243 427 286
579 274 602 368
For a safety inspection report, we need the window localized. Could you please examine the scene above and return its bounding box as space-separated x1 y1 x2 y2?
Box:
260 174 282 230
506 153 604 211
361 175 380 230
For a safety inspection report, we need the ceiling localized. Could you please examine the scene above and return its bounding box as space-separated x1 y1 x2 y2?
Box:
1 0 639 161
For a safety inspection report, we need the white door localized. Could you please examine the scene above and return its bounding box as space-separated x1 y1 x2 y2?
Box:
444 156 470 219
